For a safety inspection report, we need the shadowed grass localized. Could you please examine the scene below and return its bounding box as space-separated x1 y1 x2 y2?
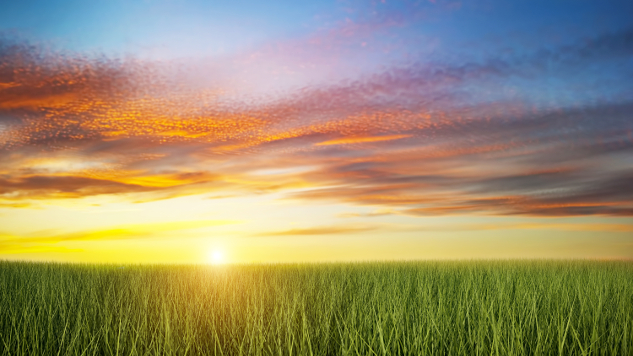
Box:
1 260 631 355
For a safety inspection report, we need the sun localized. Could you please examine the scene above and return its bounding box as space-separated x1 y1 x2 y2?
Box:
209 249 225 265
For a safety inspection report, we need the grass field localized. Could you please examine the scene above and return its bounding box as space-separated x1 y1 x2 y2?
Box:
1 260 631 355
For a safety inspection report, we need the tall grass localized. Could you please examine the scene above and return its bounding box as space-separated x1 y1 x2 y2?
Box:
1 260 631 355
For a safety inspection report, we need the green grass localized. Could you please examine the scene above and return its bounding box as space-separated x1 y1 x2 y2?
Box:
1 260 632 355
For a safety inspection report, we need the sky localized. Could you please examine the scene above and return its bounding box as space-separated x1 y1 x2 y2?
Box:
1 0 632 264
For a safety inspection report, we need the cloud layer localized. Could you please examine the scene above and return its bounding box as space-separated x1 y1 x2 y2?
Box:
1 23 632 217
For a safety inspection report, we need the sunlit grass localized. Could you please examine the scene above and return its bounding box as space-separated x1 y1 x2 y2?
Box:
1 260 631 355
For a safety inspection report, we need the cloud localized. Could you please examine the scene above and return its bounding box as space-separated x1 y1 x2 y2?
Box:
337 209 397 218
0 175 151 199
253 225 375 237
478 223 633 233
0 219 238 254
316 134 412 146
55 220 239 241
0 25 632 217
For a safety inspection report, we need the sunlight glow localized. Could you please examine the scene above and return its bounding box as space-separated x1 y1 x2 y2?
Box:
209 249 225 265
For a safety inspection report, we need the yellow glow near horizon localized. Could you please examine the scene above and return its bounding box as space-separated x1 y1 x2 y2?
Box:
209 249 225 265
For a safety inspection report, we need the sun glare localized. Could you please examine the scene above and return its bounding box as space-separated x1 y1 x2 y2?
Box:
209 249 225 265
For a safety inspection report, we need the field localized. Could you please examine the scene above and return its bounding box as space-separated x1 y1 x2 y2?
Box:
1 260 632 355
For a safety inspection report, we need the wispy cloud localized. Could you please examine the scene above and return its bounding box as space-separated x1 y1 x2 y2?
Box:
253 225 375 237
316 134 412 146
337 209 397 218
0 219 238 254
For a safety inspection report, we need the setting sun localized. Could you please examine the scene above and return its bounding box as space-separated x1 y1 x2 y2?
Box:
209 249 225 265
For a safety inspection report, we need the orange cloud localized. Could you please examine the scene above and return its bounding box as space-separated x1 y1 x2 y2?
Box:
1 37 633 219
0 91 79 110
315 134 413 146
